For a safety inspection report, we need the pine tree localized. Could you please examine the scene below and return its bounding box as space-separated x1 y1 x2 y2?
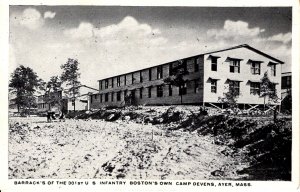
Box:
218 85 239 109
60 58 81 112
44 76 63 111
260 72 278 111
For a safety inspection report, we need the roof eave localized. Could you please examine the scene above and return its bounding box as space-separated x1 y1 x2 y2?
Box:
203 44 284 64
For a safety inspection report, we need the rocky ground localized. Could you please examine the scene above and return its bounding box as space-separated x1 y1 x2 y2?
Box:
8 106 292 180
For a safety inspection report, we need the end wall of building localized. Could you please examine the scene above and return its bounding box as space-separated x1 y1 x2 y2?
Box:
203 48 282 105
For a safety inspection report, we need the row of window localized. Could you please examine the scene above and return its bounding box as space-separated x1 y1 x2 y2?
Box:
100 57 277 90
210 80 276 96
100 58 201 90
38 103 48 109
93 80 201 103
94 79 277 104
210 56 277 76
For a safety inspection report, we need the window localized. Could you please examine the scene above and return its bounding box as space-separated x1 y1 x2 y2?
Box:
183 61 187 73
157 85 163 97
187 59 194 73
179 83 187 95
131 90 136 98
111 78 114 88
194 58 199 72
117 77 121 87
282 76 292 89
194 80 199 93
105 79 109 89
124 75 127 85
250 82 260 95
111 92 114 102
105 93 109 102
251 62 261 75
229 60 240 73
271 64 276 76
229 81 240 95
211 57 218 71
140 71 143 83
178 60 187 74
139 88 143 99
211 80 217 93
132 73 135 84
169 84 173 96
100 94 103 103
196 57 201 66
157 66 163 79
149 68 152 81
100 81 103 90
169 63 173 75
148 87 152 98
117 91 121 101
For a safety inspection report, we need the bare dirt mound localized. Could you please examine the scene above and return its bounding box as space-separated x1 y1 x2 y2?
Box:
9 106 291 180
69 106 292 180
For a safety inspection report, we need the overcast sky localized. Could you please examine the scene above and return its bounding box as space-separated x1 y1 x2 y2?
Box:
9 6 292 88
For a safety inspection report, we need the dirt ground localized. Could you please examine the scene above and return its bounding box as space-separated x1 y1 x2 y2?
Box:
8 117 247 180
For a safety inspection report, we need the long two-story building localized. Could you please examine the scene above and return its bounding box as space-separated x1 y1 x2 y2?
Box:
89 44 284 109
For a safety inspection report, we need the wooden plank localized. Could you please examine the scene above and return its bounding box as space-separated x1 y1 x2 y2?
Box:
207 103 222 111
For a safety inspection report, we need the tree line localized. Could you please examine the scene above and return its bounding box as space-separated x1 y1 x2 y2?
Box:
9 58 81 114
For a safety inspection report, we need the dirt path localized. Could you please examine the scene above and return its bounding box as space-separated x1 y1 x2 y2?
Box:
9 117 246 180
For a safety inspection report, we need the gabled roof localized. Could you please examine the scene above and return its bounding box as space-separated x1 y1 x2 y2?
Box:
37 84 98 97
204 44 284 64
64 85 99 99
66 85 98 92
